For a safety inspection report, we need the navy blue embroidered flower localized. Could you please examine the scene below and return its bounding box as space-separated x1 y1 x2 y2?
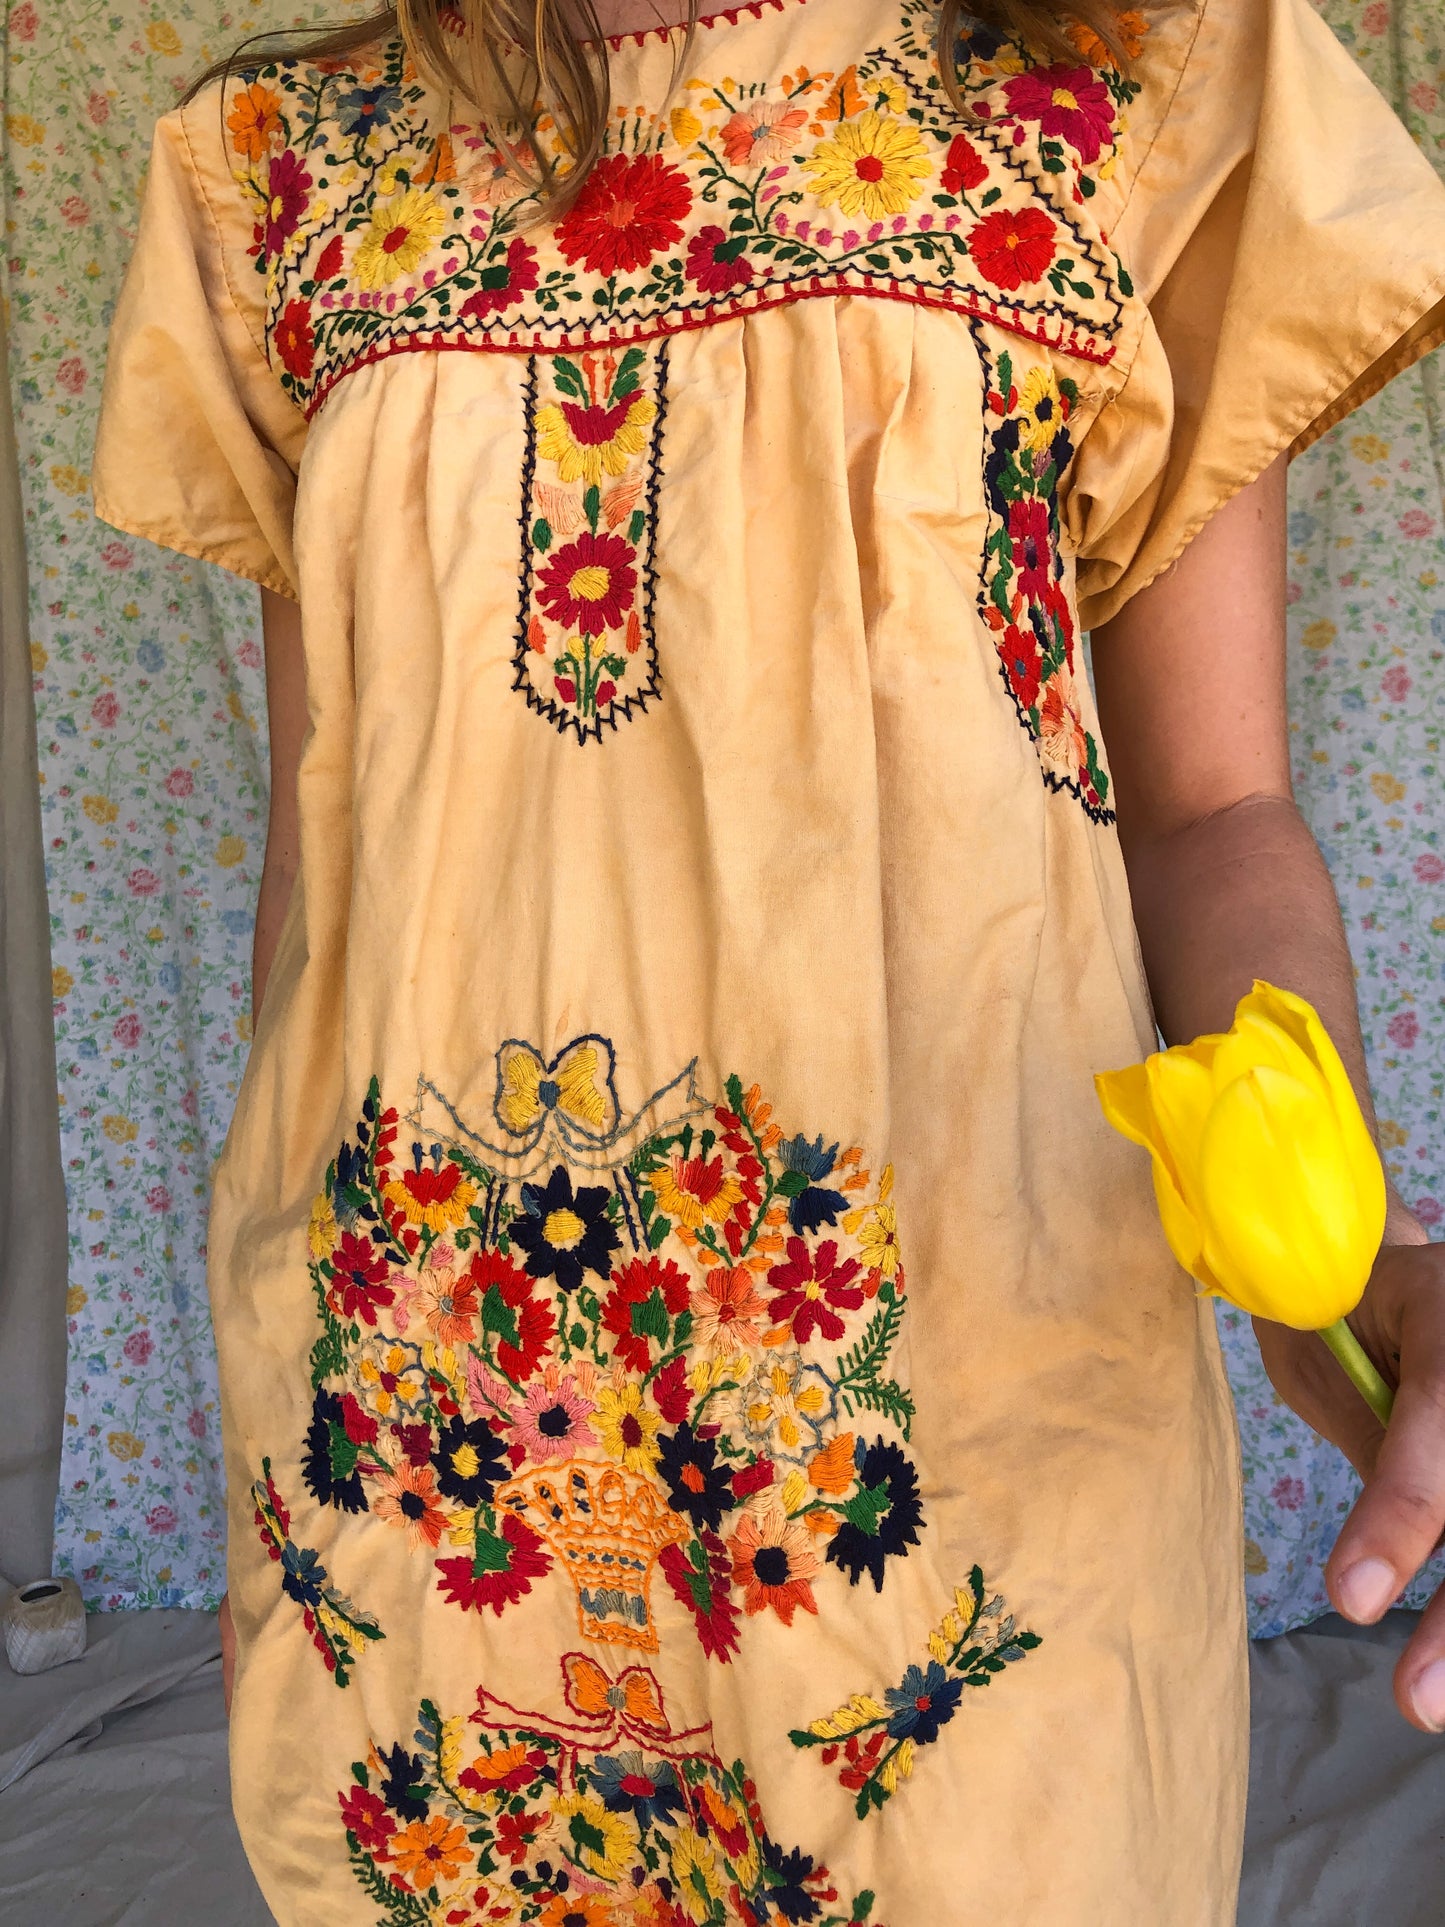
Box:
378 1742 430 1820
825 1436 924 1591
776 1133 849 1235
279 1541 327 1610
335 82 403 138
884 1660 966 1744
657 1422 737 1532
509 1164 620 1291
301 1388 368 1513
759 1840 821 1922
587 1750 685 1827
431 1414 509 1507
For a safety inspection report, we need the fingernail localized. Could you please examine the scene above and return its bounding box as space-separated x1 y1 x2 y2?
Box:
1336 1556 1397 1623
1410 1660 1445 1733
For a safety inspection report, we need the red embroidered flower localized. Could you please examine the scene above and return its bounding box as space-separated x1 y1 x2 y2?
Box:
457 1743 549 1798
537 531 638 635
999 624 1043 712
264 148 312 259
314 233 346 282
1008 497 1055 601
941 133 989 196
651 1353 693 1423
465 1248 556 1382
275 299 315 379
494 1808 549 1863
766 1236 865 1344
600 1255 691 1373
459 237 541 320
435 1513 552 1614
660 1527 742 1662
338 1785 396 1851
327 1231 395 1326
555 152 692 277
967 205 1057 291
1002 65 1116 164
684 224 755 295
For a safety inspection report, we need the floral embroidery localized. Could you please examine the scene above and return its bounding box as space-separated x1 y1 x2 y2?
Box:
250 1458 384 1685
516 345 668 741
339 1657 881 1923
789 1565 1040 1814
292 1041 919 1663
978 336 1112 819
224 0 1139 414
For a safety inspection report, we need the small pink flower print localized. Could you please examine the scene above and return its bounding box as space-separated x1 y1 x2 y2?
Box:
1410 81 1439 113
127 867 159 896
112 1012 143 1048
60 194 90 228
91 691 119 727
164 767 194 797
1398 509 1433 538
236 639 262 670
1381 664 1411 701
1413 853 1444 885
1386 1011 1419 1049
123 1330 154 1365
1415 1197 1442 1229
146 1184 172 1213
99 542 132 570
56 356 86 394
145 1504 177 1536
187 1408 208 1438
1362 0 1389 28
8 2 37 41
180 1087 199 1118
86 89 110 125
1271 1476 1304 1512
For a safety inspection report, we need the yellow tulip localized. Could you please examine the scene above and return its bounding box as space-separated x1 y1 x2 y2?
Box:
1096 981 1393 1423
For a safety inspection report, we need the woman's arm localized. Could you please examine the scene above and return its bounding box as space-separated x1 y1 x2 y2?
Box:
220 585 308 1714
252 586 307 1019
1091 457 1445 1730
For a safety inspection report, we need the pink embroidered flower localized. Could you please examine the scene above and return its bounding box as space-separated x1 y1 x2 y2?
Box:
1007 496 1054 601
1002 65 1116 163
263 149 312 259
684 225 755 295
719 99 809 168
338 1786 395 1852
511 1367 599 1462
537 531 638 635
767 1237 865 1344
690 1265 768 1353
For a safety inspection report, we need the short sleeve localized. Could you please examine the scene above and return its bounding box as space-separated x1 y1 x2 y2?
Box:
1068 0 1445 632
92 88 306 599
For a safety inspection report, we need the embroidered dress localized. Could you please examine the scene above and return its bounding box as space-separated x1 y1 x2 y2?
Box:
93 0 1445 1919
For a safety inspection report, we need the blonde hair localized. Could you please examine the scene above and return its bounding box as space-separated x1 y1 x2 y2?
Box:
187 0 1135 213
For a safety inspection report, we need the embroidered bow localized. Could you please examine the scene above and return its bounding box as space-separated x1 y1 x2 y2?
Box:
471 1653 712 1791
495 1036 615 1142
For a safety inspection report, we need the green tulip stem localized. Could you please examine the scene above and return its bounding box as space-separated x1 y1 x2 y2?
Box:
1319 1318 1395 1428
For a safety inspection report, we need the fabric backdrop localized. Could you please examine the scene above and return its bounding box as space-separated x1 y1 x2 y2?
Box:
2 0 1442 1626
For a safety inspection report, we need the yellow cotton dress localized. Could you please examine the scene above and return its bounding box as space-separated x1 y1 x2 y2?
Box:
93 0 1445 1920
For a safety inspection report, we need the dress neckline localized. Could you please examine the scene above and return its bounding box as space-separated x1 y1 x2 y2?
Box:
439 0 812 57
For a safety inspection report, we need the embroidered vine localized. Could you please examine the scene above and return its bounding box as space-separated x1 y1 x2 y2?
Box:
515 343 668 741
250 1458 384 1685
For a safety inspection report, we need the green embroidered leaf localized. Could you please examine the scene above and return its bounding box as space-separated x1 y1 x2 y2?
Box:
613 346 647 396
838 1374 916 1434
480 1283 521 1350
648 1214 672 1251
532 517 553 551
631 1289 672 1346
583 484 602 529
551 356 587 399
628 509 646 546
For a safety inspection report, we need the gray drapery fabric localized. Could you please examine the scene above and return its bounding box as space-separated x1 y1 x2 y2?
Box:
0 300 68 1590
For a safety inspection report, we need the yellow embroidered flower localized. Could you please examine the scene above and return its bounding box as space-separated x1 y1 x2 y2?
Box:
307 1189 339 1261
669 1824 726 1921
845 1164 902 1279
356 1338 429 1417
381 1159 478 1233
536 390 657 490
647 1152 744 1231
353 188 448 289
552 1793 637 1882
594 1382 663 1473
1016 365 1068 458
227 81 282 160
803 111 931 221
722 1350 835 1462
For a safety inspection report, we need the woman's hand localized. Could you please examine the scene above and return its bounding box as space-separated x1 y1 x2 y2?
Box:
1253 1227 1445 1730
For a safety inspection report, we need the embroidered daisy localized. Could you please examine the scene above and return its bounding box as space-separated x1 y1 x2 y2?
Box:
729 1506 820 1624
645 1151 744 1231
381 1152 478 1235
594 1382 663 1474
689 1265 768 1353
802 111 931 222
551 1792 638 1883
353 187 448 290
226 82 281 162
370 1459 451 1549
512 1367 599 1461
719 99 809 168
387 1813 469 1886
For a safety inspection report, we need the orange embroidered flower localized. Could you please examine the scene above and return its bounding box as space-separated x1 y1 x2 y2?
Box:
227 82 282 161
1067 8 1148 65
690 1266 768 1353
388 1813 469 1885
382 1158 478 1234
538 1894 621 1926
728 1506 820 1625
720 99 809 168
647 1152 744 1232
409 1267 482 1346
370 1459 450 1548
807 1431 857 1496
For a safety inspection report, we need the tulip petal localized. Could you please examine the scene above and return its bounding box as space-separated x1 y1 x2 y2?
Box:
1093 1063 1155 1151
1151 1159 1222 1294
1143 1049 1215 1210
1194 1064 1379 1328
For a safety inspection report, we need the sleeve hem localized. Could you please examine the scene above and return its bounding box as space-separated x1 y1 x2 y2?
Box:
91 495 299 601
1097 275 1445 624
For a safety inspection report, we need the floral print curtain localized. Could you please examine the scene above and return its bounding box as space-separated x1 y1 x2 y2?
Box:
2 0 1441 1626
